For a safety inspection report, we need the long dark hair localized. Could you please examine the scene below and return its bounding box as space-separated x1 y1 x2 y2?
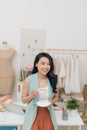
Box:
32 52 58 93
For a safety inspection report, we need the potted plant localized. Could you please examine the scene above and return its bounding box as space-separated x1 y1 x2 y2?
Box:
65 97 80 116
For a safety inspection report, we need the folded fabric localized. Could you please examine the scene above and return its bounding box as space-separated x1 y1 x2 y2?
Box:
0 98 13 111
0 95 10 102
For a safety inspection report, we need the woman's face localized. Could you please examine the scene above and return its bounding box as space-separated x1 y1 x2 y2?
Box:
36 57 51 75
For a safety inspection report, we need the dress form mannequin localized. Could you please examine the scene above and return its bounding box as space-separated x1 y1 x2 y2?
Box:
0 42 16 96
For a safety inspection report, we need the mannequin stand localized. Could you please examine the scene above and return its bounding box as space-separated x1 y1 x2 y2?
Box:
81 102 87 121
80 85 87 121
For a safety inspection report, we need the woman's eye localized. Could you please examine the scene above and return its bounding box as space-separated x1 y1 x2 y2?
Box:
40 62 50 66
41 62 45 65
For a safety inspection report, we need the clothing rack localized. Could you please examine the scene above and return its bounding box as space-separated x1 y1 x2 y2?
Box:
47 48 87 54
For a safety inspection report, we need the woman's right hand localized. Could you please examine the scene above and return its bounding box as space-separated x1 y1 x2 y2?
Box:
22 77 39 103
30 90 38 99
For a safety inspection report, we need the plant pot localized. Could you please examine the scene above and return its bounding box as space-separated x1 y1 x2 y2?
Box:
68 109 78 117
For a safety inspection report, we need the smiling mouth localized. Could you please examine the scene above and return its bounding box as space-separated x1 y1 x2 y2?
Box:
43 70 48 73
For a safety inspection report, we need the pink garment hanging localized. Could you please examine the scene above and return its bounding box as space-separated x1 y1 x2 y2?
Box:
53 55 61 75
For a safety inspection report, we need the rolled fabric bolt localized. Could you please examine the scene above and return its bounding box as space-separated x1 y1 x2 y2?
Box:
0 95 10 102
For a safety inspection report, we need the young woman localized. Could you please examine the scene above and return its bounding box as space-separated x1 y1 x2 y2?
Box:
22 52 59 130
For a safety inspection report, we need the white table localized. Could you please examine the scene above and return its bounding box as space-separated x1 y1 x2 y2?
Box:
55 110 84 130
0 111 24 130
0 110 84 130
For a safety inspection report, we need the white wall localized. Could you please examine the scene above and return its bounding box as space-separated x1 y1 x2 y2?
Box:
0 0 87 100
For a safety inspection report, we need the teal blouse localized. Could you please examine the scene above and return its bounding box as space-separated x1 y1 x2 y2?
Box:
22 73 58 130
